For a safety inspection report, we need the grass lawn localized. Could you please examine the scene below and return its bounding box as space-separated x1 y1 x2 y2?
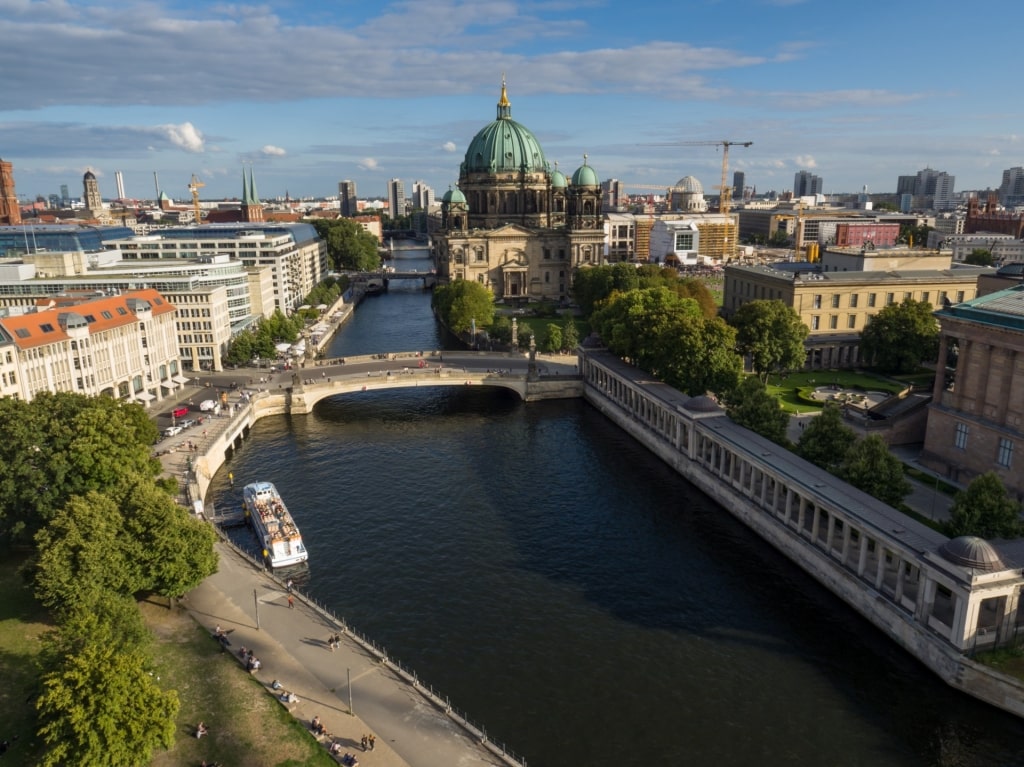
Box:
144 598 337 767
0 553 50 765
765 370 904 414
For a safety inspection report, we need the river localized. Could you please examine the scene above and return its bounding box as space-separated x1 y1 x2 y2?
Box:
208 256 1024 767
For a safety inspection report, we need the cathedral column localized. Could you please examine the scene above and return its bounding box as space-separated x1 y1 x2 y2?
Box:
932 334 949 400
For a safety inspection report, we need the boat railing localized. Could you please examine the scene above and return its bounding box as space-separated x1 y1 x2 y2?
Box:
210 533 527 767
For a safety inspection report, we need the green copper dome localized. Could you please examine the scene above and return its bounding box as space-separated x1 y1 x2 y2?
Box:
442 185 466 204
463 81 549 174
571 156 599 187
550 166 567 188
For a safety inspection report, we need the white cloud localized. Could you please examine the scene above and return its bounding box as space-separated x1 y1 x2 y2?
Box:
261 145 287 157
358 158 379 170
443 141 457 152
158 122 205 153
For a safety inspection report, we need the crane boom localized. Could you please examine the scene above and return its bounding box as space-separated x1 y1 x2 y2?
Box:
640 140 752 215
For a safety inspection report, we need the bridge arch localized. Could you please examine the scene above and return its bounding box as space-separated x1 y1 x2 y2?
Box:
289 373 528 413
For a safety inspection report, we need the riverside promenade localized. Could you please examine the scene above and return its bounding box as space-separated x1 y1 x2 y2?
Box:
181 542 513 767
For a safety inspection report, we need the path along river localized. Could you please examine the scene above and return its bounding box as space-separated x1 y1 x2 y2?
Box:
208 263 1024 767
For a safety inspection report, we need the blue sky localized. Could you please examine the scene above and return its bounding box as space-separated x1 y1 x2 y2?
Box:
2 0 1022 204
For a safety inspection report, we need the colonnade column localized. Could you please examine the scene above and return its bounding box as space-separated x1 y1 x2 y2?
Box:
932 334 950 400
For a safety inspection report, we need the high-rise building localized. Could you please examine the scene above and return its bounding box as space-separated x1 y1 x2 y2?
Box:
115 170 125 200
60 184 69 204
82 170 102 217
897 168 956 211
0 158 22 225
338 180 358 217
793 170 823 198
412 181 434 210
601 179 626 211
999 166 1024 206
732 171 745 200
387 178 406 219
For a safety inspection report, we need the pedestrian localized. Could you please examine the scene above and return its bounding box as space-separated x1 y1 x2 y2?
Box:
368 734 375 751
286 579 293 592
288 594 294 609
361 734 368 751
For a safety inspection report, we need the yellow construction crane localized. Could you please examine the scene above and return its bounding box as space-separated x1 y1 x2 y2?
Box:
640 140 753 215
188 174 205 225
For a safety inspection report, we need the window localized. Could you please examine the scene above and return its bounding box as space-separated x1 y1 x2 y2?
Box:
904 292 912 300
867 293 876 307
885 293 894 306
39 323 54 333
811 316 820 330
849 294 859 308
674 232 694 250
847 314 856 329
956 290 965 303
998 438 1014 468
938 291 947 304
921 292 930 304
831 294 840 308
101 311 113 319
955 422 968 450
829 315 838 329
812 294 822 309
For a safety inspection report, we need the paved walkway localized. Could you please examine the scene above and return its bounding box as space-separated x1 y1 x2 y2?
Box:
183 543 512 767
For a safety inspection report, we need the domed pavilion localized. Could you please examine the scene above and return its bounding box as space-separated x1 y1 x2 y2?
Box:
436 79 604 302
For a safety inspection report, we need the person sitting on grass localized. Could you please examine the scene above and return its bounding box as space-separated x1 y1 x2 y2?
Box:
195 722 208 739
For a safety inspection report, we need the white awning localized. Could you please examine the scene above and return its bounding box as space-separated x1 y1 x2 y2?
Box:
163 381 179 391
134 391 155 402
173 374 190 385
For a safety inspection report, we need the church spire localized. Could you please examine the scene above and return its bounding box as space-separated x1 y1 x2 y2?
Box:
497 73 511 120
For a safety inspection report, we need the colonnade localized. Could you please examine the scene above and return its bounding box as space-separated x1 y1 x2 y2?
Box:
579 348 1024 657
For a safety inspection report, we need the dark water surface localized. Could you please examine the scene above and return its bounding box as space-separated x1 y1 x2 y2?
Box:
209 277 1024 767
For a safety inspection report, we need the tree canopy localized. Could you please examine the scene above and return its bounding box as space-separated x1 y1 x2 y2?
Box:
946 472 1023 540
432 279 495 336
859 298 939 374
796 403 857 473
310 217 381 272
573 263 717 318
730 299 809 382
838 435 911 507
591 286 742 396
963 248 994 267
0 393 160 545
725 376 790 445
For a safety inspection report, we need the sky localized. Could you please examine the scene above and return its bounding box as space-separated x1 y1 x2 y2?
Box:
2 0 1023 205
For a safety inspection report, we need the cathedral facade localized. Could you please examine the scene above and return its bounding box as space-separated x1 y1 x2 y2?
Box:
434 81 604 302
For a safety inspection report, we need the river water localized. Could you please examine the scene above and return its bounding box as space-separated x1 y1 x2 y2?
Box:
208 257 1024 767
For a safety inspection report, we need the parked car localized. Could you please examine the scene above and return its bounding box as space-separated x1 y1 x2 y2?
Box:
199 399 218 411
163 425 183 437
172 406 189 418
180 419 197 429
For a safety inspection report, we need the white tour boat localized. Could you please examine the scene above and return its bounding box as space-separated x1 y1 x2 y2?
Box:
242 481 308 568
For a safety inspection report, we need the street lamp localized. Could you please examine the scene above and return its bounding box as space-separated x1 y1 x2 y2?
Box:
471 318 476 349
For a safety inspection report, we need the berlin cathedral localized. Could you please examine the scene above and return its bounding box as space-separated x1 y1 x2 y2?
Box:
434 80 604 302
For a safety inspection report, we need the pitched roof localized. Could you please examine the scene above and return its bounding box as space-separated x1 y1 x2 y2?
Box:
0 288 175 350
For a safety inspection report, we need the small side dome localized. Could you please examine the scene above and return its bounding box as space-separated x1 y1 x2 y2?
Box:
674 175 703 194
571 156 599 187
938 536 1005 571
550 168 567 189
684 394 721 413
442 185 466 205
83 170 96 180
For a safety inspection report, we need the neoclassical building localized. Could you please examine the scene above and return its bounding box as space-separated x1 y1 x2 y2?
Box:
434 81 604 302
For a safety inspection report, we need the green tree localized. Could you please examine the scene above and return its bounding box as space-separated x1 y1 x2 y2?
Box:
726 377 790 445
117 479 219 600
489 316 513 346
311 218 381 271
32 492 142 615
561 316 580 351
541 323 563 353
672 277 719 319
432 280 495 336
731 300 809 382
859 298 939 374
946 472 1023 539
572 265 616 316
796 403 857 472
592 287 741 396
963 248 994 267
0 394 160 545
838 435 911 507
36 641 179 767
